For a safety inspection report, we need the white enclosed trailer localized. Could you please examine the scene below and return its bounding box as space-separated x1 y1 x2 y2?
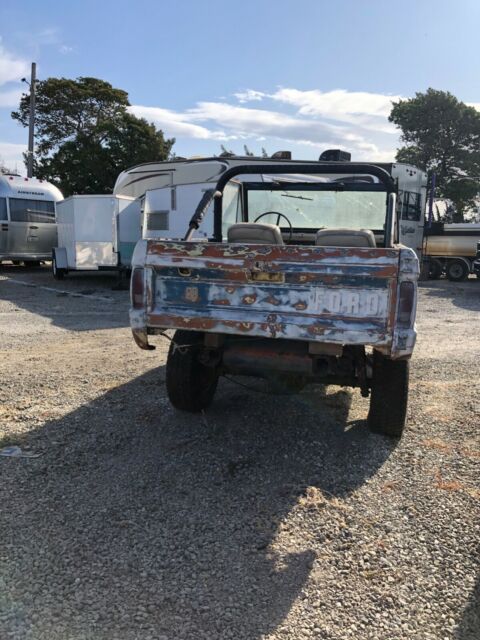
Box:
52 195 141 278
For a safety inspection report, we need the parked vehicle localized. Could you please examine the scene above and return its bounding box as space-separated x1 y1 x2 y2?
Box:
0 173 63 265
130 162 419 438
52 195 141 279
424 222 480 281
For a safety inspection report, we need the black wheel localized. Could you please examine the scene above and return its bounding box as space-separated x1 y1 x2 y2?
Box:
446 260 469 282
368 351 409 438
12 260 21 266
52 255 65 280
428 258 443 280
24 260 40 267
166 330 219 412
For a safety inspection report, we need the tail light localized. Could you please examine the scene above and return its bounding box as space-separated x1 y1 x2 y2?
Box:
397 281 415 327
131 268 144 309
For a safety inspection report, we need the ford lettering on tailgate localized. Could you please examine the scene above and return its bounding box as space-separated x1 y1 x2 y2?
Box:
157 281 389 319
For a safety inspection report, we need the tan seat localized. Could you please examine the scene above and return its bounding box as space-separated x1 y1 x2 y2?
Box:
315 228 376 248
227 222 284 245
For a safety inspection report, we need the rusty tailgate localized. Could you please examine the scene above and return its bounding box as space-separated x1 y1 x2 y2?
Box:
144 241 400 347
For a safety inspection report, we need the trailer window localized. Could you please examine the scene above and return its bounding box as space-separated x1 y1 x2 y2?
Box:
0 197 7 220
398 191 421 221
9 198 55 223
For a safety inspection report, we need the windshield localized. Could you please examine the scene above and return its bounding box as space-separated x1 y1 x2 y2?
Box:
247 188 387 230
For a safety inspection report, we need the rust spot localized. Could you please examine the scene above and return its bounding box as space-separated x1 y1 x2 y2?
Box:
225 286 236 294
294 301 308 311
242 294 257 305
212 299 231 306
265 295 281 306
184 286 199 303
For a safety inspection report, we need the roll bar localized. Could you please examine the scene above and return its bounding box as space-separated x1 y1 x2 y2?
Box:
212 163 396 241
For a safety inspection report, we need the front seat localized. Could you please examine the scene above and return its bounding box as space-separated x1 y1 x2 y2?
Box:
315 228 376 248
227 223 284 245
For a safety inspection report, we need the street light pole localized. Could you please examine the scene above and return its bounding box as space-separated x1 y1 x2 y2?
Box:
27 62 36 178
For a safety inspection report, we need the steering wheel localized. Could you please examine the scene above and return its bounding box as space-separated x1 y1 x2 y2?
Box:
254 211 293 243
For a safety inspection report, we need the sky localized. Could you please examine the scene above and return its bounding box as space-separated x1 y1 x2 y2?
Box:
0 0 479 173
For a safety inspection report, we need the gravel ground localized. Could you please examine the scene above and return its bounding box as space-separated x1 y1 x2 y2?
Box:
0 264 478 640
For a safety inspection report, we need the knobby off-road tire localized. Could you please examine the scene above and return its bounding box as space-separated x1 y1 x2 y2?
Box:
166 330 219 412
368 351 409 438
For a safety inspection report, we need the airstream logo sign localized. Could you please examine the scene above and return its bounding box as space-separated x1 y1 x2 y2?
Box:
17 190 45 197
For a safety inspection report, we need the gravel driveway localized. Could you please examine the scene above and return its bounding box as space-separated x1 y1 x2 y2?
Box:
0 265 478 640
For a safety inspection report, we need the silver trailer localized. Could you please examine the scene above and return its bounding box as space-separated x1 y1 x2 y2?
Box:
0 174 63 265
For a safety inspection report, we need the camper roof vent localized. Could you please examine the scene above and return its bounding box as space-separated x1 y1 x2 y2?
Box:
319 149 351 162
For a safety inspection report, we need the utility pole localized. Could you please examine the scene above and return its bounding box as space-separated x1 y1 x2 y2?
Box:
27 62 36 178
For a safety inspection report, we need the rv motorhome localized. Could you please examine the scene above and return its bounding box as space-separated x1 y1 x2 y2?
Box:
116 157 427 258
0 174 63 265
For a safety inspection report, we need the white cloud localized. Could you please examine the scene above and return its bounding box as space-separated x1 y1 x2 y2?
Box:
59 45 74 55
237 87 401 134
234 90 265 103
131 93 398 162
129 105 233 141
0 88 23 107
0 142 25 172
467 102 480 111
0 39 29 86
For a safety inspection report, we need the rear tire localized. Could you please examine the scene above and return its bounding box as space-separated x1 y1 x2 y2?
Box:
24 260 40 267
428 258 443 280
368 351 409 438
52 255 65 280
446 259 469 282
166 330 219 412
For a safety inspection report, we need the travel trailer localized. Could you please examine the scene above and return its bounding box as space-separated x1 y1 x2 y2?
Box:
0 174 63 265
52 195 141 279
117 156 427 257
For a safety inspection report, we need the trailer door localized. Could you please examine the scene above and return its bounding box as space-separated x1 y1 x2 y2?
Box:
398 190 424 259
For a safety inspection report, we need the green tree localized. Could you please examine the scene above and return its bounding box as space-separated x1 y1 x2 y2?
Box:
11 76 174 195
389 89 480 222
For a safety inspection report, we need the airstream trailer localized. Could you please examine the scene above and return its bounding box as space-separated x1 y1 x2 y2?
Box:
0 174 63 265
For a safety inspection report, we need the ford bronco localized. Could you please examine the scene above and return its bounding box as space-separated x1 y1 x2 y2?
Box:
130 163 419 437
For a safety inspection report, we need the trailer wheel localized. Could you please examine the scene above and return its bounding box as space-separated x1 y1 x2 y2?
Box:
446 260 469 282
52 255 65 280
166 330 219 412
368 351 409 438
428 258 443 279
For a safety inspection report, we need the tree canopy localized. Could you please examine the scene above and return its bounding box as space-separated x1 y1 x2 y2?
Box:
389 89 480 222
11 76 175 196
